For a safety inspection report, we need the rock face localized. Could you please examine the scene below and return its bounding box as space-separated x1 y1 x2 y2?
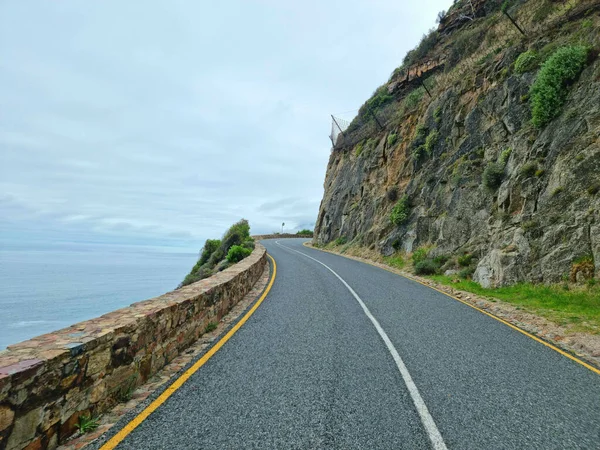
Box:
315 0 600 287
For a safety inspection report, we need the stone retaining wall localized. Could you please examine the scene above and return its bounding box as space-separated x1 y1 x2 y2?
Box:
0 245 267 450
252 233 312 240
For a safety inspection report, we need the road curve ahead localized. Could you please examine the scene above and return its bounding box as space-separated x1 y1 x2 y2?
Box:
111 238 600 449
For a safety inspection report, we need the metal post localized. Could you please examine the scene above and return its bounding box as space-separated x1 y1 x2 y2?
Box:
421 80 432 99
503 11 526 36
367 105 384 130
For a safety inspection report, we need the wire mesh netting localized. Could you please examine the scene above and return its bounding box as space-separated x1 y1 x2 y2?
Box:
329 116 351 147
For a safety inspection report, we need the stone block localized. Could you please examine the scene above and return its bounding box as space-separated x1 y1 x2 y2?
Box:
89 380 106 404
87 349 111 377
6 407 42 449
0 405 15 432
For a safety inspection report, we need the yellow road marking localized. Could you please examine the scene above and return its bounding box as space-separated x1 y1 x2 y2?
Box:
304 242 600 376
100 255 277 450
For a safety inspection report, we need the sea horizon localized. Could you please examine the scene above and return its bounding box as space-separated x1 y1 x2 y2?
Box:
0 241 198 349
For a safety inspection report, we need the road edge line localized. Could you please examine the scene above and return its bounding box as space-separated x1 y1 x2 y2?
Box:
99 254 277 450
303 242 600 376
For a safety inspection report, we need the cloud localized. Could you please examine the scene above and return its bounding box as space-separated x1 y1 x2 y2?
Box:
0 0 453 250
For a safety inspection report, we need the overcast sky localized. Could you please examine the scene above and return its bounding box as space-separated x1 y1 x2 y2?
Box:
0 0 451 251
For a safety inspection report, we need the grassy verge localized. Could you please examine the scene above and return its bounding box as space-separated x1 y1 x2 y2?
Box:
429 275 600 334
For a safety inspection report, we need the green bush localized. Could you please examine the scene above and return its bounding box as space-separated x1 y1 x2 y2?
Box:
404 87 426 110
226 245 252 263
425 130 439 155
458 253 473 267
411 247 430 265
181 219 252 287
412 145 426 161
519 161 537 178
355 142 364 157
514 50 539 74
415 259 439 275
296 229 313 237
433 254 449 266
403 28 438 67
483 162 505 190
242 238 255 250
387 133 398 147
530 45 589 128
458 266 476 279
390 196 410 226
334 236 348 246
198 239 221 266
365 86 393 112
499 148 512 165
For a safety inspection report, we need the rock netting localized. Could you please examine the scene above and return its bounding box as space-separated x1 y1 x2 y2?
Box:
0 245 267 450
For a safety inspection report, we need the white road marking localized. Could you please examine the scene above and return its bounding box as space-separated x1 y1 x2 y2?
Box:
275 241 448 450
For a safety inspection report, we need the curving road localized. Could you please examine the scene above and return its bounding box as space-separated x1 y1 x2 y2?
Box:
108 238 600 449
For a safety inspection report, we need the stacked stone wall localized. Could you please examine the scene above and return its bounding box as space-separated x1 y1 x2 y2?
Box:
0 245 267 449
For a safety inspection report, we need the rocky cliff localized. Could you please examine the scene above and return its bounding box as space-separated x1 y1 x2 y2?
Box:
315 0 600 287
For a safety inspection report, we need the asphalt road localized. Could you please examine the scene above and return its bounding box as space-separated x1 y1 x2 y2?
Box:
114 238 600 449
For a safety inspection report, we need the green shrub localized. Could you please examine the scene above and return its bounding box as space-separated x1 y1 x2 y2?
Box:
535 168 546 177
242 238 255 250
588 184 600 195
433 254 449 266
403 28 438 67
415 259 439 275
204 321 218 333
458 266 476 279
519 161 537 178
387 133 398 147
434 106 442 123
384 253 406 269
76 415 99 434
483 162 505 190
412 247 430 265
390 196 410 226
530 45 589 128
366 86 393 112
514 50 539 74
355 142 364 156
334 236 348 246
458 253 473 267
425 130 439 155
404 87 425 110
415 124 428 140
198 239 221 267
412 145 426 161
499 148 512 166
226 245 252 263
296 229 313 237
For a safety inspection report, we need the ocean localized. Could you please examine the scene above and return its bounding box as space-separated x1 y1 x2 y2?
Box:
0 243 198 350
